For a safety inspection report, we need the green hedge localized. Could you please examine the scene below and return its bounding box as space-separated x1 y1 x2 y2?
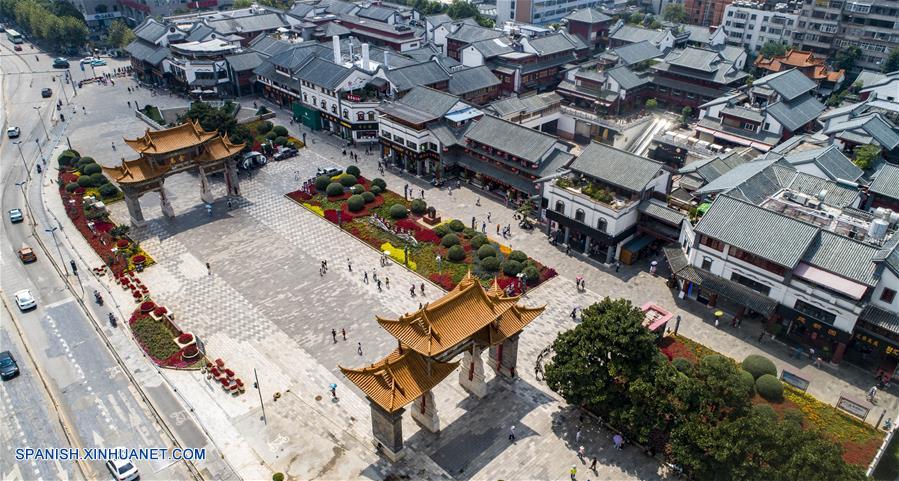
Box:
315 175 331 191
99 183 119 198
434 224 451 237
501 259 522 276
351 184 365 195
522 265 539 282
477 244 497 259
272 125 288 137
77 175 93 187
742 354 777 380
89 173 109 185
447 245 466 261
347 195 365 212
257 121 273 134
755 374 784 402
509 250 528 263
738 369 756 395
470 234 488 249
339 174 358 187
346 165 361 177
672 357 693 373
371 178 387 190
370 185 383 195
389 204 408 219
325 182 344 196
441 233 460 248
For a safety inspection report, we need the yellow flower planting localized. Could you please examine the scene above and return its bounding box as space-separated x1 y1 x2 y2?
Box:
303 203 324 217
380 242 417 270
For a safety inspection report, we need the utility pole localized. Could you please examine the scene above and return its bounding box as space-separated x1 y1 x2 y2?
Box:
45 226 68 275
33 105 50 141
13 141 32 180
253 368 266 425
34 138 45 165
58 73 70 104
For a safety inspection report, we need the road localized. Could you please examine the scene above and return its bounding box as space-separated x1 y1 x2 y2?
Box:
0 36 197 480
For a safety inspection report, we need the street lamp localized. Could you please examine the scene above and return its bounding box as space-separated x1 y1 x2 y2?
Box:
12 141 32 180
34 138 45 165
33 105 50 141
45 226 68 275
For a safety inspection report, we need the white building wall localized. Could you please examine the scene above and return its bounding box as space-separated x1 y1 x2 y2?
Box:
872 269 899 312
721 5 798 53
544 184 640 237
461 46 485 67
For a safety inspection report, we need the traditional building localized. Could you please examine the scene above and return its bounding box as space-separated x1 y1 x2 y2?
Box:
563 8 614 50
754 49 845 96
102 120 245 226
650 46 749 110
341 273 545 460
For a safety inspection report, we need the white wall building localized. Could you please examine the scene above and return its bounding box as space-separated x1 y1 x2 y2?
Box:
720 2 798 53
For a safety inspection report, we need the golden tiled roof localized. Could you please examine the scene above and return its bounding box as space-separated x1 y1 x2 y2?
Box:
196 134 246 163
124 119 218 155
754 50 844 82
340 348 458 413
101 157 173 185
377 272 545 357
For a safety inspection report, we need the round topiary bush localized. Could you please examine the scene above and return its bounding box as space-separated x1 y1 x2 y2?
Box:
339 174 357 187
470 234 488 249
509 250 528 263
462 227 478 238
441 233 460 248
272 473 285 481
83 163 102 175
501 259 522 276
265 131 277 141
477 244 497 259
672 357 693 373
77 156 95 166
447 244 466 261
274 136 289 146
257 121 273 134
65 182 79 192
314 175 331 191
755 374 784 402
326 182 344 196
449 219 465 232
272 125 288 137
370 185 382 195
522 265 539 282
481 256 500 271
434 224 452 237
738 369 756 395
410 199 427 215
389 204 408 219
90 173 109 185
362 191 375 203
751 404 778 421
351 184 365 195
742 354 777 380
77 175 93 187
371 178 387 190
347 194 365 212
99 183 119 198
346 165 361 177
57 149 80 168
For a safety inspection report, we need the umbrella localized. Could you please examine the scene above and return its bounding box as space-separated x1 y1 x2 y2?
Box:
650 260 658 266
329 383 337 390
714 310 724 317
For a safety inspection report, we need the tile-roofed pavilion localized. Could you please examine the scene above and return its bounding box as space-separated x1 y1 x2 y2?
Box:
123 119 218 155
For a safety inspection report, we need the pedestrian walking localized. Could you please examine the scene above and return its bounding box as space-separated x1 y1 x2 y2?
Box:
868 386 878 402
578 446 585 459
757 330 766 343
410 285 416 297
331 329 337 343
589 457 597 470
347 258 352 272
420 283 425 295
206 262 211 275
481 222 486 233
570 307 577 320
613 433 623 450
814 356 822 368
341 328 346 341
127 100 131 108
508 425 516 441
569 465 577 480
471 216 476 229
575 427 581 443
420 188 424 198
615 261 621 273
565 244 571 255
487 212 492 222
385 277 390 288
330 384 337 398
357 342 363 356
363 271 369 284
497 224 500 235
111 141 116 151
377 279 382 291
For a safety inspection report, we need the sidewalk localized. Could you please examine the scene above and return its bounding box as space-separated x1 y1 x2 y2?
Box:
271 105 898 427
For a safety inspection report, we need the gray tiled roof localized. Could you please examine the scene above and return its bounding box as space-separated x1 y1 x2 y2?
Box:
721 105 764 123
664 47 721 72
207 13 288 35
639 200 685 226
874 234 899 277
323 0 358 15
681 25 712 45
447 24 503 44
717 45 745 65
570 142 664 192
386 61 450 92
295 57 352 89
226 51 262 72
695 195 819 268
610 24 667 45
125 40 170 66
606 66 651 90
611 41 662 66
469 37 514 58
802 231 880 286
464 115 558 164
267 43 324 71
320 22 351 37
134 19 168 43
527 33 577 56
696 158 783 197
185 24 216 42
786 171 859 207
860 304 899 336
754 69 816 101
564 8 612 23
425 14 452 27
287 3 315 18
782 145 863 182
854 70 888 89
248 35 294 58
428 123 465 147
396 86 460 119
869 163 899 201
358 5 397 21
824 113 899 150
448 66 500 96
486 92 561 117
766 94 825 132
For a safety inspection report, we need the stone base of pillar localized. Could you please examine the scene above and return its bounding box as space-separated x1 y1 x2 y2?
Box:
411 391 439 432
375 440 406 462
370 401 404 462
130 216 147 228
488 335 519 378
459 347 487 398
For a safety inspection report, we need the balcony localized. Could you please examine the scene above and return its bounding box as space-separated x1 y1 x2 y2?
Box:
561 104 648 131
553 177 637 212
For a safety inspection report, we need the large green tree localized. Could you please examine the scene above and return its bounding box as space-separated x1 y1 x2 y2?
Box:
759 41 789 58
676 354 752 421
107 20 135 49
853 144 881 170
883 47 899 73
662 3 686 23
834 45 862 71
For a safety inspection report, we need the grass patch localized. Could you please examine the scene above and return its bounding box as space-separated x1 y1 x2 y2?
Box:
131 315 180 361
140 105 164 124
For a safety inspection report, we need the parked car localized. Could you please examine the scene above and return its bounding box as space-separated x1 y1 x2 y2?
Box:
239 151 267 170
7 126 20 138
52 57 69 68
0 351 19 381
316 167 342 177
13 290 36 311
13 45 22 51
17 247 36 263
41 88 52 98
106 459 139 481
273 147 298 161
8 208 24 223
90 58 106 66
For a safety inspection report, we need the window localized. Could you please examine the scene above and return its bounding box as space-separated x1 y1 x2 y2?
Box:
794 299 836 325
728 246 786 276
881 288 897 304
303 93 307 101
699 234 725 252
701 257 713 270
597 218 607 232
331 105 337 114
311 96 317 105
342 109 349 119
381 131 392 140
368 112 376 121
731 272 771 296
357 112 365 121
555 200 565 213
321 100 326 109
575 209 585 222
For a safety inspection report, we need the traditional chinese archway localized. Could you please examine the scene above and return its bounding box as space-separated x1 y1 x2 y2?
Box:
102 120 245 226
340 272 545 461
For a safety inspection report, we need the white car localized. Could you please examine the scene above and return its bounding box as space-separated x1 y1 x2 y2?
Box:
7 126 20 138
13 290 36 311
106 459 139 481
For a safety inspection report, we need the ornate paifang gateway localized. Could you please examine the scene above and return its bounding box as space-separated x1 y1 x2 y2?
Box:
340 272 545 460
102 120 245 226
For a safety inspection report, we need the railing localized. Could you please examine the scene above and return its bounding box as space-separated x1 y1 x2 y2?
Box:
652 131 721 157
560 105 651 131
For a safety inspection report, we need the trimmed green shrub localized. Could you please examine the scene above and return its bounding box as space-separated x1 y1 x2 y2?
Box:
751 404 778 421
410 199 427 215
99 183 119 197
350 184 365 195
441 233 460 248
362 191 375 203
672 357 693 373
470 234 488 249
522 266 539 282
389 204 408 219
272 473 284 481
272 125 288 137
83 163 102 175
371 178 387 190
325 182 344 196
77 175 93 187
481 256 500 271
477 244 497 259
65 182 79 192
346 165 361 177
347 194 365 212
742 354 777 380
783 408 804 427
314 175 331 191
434 224 452 237
58 149 80 168
265 131 277 141
257 121 273 134
89 173 109 185
274 136 289 146
447 244 466 261
449 219 465 232
501 259 522 276
339 174 357 187
738 369 756 395
370 185 382 195
77 156 95 166
462 227 478 238
509 250 528 263
755 374 784 402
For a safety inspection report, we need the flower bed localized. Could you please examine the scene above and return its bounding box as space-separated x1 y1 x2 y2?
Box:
659 334 883 466
129 310 202 369
286 171 556 291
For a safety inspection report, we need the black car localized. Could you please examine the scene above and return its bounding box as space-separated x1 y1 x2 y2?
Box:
52 57 69 68
41 88 52 98
0 351 19 380
273 147 298 161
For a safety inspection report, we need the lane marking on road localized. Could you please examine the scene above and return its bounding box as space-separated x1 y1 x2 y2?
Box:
43 298 75 310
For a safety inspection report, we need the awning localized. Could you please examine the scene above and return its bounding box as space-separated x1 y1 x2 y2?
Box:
663 245 690 274
794 262 867 300
622 234 653 253
860 305 899 336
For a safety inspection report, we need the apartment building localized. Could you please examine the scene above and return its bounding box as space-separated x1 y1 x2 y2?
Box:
495 0 604 26
720 1 799 53
684 0 734 27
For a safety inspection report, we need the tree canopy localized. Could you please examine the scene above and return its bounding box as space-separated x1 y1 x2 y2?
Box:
106 20 135 49
0 0 87 50
883 48 899 74
179 102 250 145
759 41 789 58
853 144 881 170
834 45 862 71
662 3 686 23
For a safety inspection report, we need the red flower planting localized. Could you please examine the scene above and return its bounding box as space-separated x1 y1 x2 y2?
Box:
132 255 146 264
287 191 312 202
429 274 455 291
414 229 440 244
153 306 168 316
177 333 194 344
140 301 156 313
324 209 339 224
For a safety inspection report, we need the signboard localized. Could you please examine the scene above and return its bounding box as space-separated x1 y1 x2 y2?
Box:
85 12 122 21
836 392 872 420
780 369 810 392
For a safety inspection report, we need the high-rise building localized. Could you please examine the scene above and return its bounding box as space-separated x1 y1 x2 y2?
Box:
720 1 800 54
495 0 604 25
684 0 735 26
